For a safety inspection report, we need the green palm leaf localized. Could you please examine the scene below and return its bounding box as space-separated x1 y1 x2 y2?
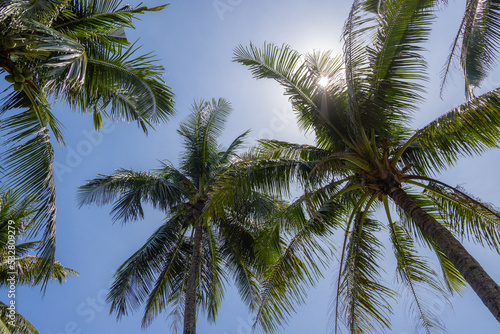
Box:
200 225 226 323
108 217 189 321
362 0 435 135
441 0 500 96
421 181 500 252
388 220 448 333
233 43 349 150
254 194 345 333
407 87 500 175
0 256 78 287
78 169 187 223
1 108 57 285
337 212 394 333
178 98 232 185
0 301 38 334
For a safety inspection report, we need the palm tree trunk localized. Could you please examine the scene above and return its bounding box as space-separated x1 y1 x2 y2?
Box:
183 221 203 334
389 187 500 322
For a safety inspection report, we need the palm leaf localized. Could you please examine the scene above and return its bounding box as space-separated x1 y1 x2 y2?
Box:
0 256 78 287
407 87 500 175
336 210 394 334
388 215 448 333
178 98 232 186
217 129 251 166
107 217 189 321
1 108 57 287
421 181 500 253
0 301 39 334
78 169 187 223
362 0 435 137
254 196 345 333
0 0 69 23
443 0 500 95
52 1 168 41
216 215 263 312
233 43 350 149
343 0 376 123
199 225 226 322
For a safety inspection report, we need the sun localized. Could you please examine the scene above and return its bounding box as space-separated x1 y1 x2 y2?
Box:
318 76 329 88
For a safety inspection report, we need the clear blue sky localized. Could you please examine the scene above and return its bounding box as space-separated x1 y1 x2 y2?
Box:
6 0 500 333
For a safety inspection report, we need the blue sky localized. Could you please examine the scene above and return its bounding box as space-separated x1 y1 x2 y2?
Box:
5 0 500 333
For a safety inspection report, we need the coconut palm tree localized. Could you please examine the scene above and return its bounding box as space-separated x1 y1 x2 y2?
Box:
233 0 500 332
0 188 78 333
0 0 174 282
77 98 283 334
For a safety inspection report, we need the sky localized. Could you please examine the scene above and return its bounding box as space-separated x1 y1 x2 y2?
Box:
4 0 500 333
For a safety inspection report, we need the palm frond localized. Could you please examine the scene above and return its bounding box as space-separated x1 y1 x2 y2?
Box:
0 188 37 235
78 169 187 223
217 215 263 312
0 0 69 23
407 87 500 175
254 196 345 333
255 139 330 161
456 0 500 95
362 0 384 13
363 0 435 135
10 18 88 88
52 1 168 43
178 98 232 186
199 225 226 323
388 214 448 333
51 43 174 131
0 256 78 287
343 0 375 121
217 129 251 166
420 181 500 253
230 139 331 197
233 42 350 149
140 224 192 331
1 107 57 287
336 210 394 334
107 217 189 322
1 84 65 144
0 301 39 334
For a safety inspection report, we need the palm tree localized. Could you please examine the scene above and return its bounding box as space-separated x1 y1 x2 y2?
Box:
233 0 500 332
77 98 283 334
0 188 78 333
0 0 174 282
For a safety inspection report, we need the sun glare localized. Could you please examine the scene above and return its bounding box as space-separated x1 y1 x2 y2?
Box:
318 76 329 88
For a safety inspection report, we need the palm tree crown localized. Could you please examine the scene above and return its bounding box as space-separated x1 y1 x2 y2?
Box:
0 0 175 282
233 0 500 332
78 98 283 334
